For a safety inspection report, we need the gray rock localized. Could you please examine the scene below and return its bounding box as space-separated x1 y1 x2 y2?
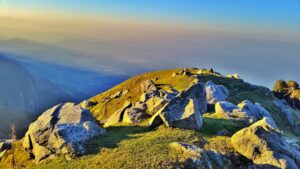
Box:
149 82 206 130
273 100 295 127
238 100 273 122
214 101 249 121
170 142 201 157
141 80 157 93
123 101 148 124
215 101 239 114
232 117 300 169
170 142 229 169
205 81 229 104
23 103 106 163
238 100 259 119
104 101 131 127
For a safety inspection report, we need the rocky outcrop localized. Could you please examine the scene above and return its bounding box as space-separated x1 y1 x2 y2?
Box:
170 142 227 169
104 101 132 127
238 100 272 122
214 101 272 123
170 142 261 169
232 117 300 169
23 103 106 163
273 80 300 110
149 82 206 130
140 80 172 115
226 74 241 80
205 81 229 104
215 101 240 114
123 101 148 124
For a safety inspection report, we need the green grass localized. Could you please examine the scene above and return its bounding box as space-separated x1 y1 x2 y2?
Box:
0 118 239 169
200 117 246 136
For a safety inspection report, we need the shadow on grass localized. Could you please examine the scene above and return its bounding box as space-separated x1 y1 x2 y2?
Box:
83 125 151 155
200 117 246 137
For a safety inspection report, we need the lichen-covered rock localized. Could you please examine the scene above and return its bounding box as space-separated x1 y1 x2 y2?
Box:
104 101 131 127
123 101 148 124
149 82 206 130
205 81 229 104
232 117 300 169
215 101 239 114
238 100 272 121
23 103 106 163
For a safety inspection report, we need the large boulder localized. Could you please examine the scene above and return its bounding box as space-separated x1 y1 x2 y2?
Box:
141 80 157 94
23 103 106 163
205 81 229 104
238 100 272 122
123 101 148 124
232 117 300 169
215 101 239 114
149 82 207 130
215 101 248 120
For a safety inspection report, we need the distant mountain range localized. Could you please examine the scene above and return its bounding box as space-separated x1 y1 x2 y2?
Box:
0 53 127 138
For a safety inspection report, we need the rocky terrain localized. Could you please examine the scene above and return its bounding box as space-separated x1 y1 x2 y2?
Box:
273 80 300 110
0 68 299 169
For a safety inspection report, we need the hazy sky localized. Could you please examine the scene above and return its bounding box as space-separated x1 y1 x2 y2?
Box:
0 1 299 88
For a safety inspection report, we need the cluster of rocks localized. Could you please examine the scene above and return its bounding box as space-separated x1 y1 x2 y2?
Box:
273 80 300 110
215 100 273 123
171 118 300 169
22 103 107 163
170 142 233 169
149 80 207 130
104 80 176 127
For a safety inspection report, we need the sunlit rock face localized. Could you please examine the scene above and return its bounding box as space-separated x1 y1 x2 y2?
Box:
205 81 229 105
149 82 207 130
23 103 106 163
232 117 300 169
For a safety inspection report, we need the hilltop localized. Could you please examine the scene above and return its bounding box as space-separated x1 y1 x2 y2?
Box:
0 68 299 169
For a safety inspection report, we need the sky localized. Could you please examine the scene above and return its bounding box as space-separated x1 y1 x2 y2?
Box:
0 1 300 88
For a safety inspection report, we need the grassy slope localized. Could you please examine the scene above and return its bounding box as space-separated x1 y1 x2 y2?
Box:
88 68 196 123
1 68 299 168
